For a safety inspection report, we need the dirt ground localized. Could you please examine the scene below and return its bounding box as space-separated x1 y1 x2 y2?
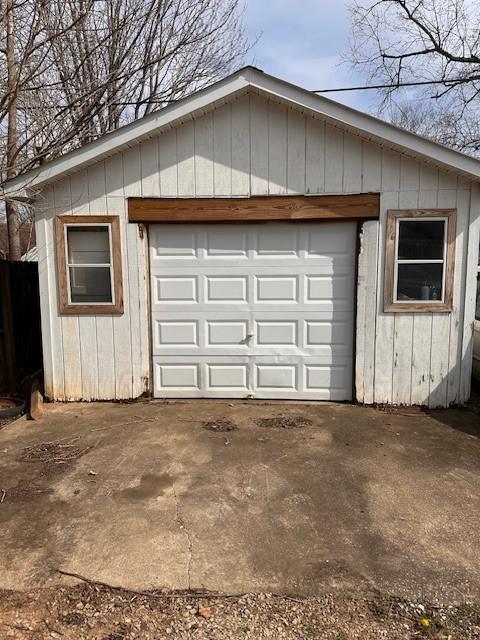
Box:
1 582 479 639
0 399 479 638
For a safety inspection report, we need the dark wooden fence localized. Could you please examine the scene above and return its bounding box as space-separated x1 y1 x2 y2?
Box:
0 261 42 394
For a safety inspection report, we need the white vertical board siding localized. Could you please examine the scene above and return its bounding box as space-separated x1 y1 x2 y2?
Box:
231 94 250 195
392 158 419 405
287 110 306 194
460 182 480 400
305 118 325 194
446 182 470 405
369 159 472 407
140 137 161 197
88 161 116 400
36 91 475 404
35 185 65 401
373 148 400 404
106 153 132 399
373 190 398 404
159 128 178 196
54 178 83 401
343 134 362 193
70 169 98 401
177 120 195 196
213 104 232 196
250 94 269 195
362 142 382 192
411 168 438 405
37 154 149 401
429 178 457 407
355 220 379 404
325 124 344 193
194 112 214 197
268 102 287 195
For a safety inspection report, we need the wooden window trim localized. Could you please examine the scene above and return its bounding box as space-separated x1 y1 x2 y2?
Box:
384 209 456 313
55 215 124 315
127 194 380 223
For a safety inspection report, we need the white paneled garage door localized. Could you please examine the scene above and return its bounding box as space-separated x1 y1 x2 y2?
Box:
150 222 356 400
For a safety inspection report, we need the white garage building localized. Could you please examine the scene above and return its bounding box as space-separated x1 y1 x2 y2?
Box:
4 67 480 407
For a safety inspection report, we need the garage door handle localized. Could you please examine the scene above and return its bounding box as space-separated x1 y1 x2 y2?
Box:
247 331 255 339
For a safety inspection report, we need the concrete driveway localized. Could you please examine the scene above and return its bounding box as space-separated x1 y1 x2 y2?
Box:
0 400 479 602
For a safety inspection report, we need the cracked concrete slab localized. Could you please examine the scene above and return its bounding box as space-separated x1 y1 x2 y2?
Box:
0 400 479 602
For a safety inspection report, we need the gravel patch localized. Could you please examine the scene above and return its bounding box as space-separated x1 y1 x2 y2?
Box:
255 415 313 429
0 584 478 639
20 442 90 464
201 419 237 432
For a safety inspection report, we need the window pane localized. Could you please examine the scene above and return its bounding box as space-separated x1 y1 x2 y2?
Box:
67 226 110 264
397 263 443 302
69 266 112 303
398 220 445 260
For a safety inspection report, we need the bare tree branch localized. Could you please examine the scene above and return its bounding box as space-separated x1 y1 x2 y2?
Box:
0 0 250 180
347 0 480 154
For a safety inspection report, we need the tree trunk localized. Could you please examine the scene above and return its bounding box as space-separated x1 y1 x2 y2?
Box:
6 0 21 261
5 202 21 261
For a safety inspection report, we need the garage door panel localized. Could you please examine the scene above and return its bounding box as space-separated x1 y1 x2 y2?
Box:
251 356 353 400
207 320 249 346
255 276 298 302
306 224 357 254
150 222 355 400
207 364 248 390
154 314 352 357
150 227 198 260
152 277 353 310
153 356 251 398
154 320 199 349
255 226 299 256
304 319 353 351
154 276 197 303
255 364 297 390
153 355 352 399
255 321 297 346
206 228 248 257
305 275 354 303
206 276 248 302
154 317 251 354
303 363 352 397
156 362 200 390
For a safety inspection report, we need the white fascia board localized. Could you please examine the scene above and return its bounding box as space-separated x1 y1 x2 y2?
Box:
243 68 480 180
3 72 250 197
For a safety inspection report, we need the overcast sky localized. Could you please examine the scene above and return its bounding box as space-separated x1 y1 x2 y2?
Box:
244 0 374 112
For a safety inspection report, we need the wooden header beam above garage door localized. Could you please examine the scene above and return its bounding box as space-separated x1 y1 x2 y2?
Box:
128 194 380 223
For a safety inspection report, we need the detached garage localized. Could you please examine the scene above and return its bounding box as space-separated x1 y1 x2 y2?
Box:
4 67 480 407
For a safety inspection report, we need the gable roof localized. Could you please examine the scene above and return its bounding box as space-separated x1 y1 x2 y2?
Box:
4 66 480 198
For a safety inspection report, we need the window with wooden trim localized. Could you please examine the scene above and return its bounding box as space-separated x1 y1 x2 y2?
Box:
384 209 456 312
56 215 123 315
